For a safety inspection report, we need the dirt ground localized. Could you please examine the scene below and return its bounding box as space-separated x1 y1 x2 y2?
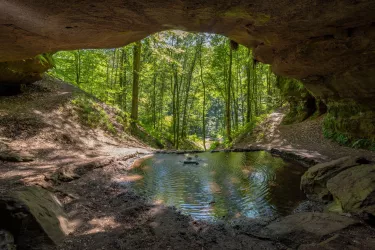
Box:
234 109 375 163
0 78 284 249
1 78 374 250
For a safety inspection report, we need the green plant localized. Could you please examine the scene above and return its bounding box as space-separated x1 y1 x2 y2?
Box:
209 141 221 150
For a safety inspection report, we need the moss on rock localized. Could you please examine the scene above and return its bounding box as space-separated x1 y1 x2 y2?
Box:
276 76 326 124
326 164 375 216
323 100 375 150
0 53 54 85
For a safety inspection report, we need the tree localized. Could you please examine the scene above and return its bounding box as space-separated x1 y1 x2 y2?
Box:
131 41 142 127
226 40 235 143
50 31 281 149
75 50 81 85
199 35 207 150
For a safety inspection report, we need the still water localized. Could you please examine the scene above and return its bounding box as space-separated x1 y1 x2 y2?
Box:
125 151 306 221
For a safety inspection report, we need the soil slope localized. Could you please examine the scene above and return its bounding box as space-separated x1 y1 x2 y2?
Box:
0 76 151 194
234 109 375 163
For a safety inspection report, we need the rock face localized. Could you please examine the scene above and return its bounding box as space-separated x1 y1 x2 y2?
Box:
300 157 362 201
1 0 375 140
259 212 358 247
0 54 54 87
276 76 326 124
301 157 375 217
0 230 16 250
0 186 70 249
327 164 375 216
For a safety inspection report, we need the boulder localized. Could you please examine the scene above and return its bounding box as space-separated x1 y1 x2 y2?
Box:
259 212 358 247
300 157 363 201
0 186 70 248
298 227 375 250
0 230 16 250
0 54 54 85
326 164 375 216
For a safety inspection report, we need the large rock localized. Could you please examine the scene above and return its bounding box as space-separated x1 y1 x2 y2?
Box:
300 157 363 201
276 76 326 124
0 230 16 250
327 164 375 216
0 54 54 86
0 186 70 248
259 212 358 247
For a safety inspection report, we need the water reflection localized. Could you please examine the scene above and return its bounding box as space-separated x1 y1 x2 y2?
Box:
124 151 306 221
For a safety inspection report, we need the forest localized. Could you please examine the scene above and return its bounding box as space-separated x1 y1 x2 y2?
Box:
50 31 281 149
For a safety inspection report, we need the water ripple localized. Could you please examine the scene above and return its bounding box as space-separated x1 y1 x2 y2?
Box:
124 151 306 221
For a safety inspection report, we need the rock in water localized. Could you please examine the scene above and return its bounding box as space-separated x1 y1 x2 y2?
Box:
300 157 363 201
327 164 375 216
259 212 358 247
0 186 70 248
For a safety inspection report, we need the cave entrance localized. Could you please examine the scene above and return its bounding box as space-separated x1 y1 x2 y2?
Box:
49 30 284 149
0 84 22 96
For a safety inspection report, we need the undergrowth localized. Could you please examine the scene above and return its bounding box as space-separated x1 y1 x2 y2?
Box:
230 113 270 147
323 113 375 151
323 127 375 151
71 96 122 135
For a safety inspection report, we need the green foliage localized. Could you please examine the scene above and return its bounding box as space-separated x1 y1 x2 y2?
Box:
72 96 117 135
276 76 320 125
36 53 55 67
323 112 375 151
208 141 221 150
49 31 283 149
232 113 269 144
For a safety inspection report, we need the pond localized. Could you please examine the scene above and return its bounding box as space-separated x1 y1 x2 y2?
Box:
124 151 307 221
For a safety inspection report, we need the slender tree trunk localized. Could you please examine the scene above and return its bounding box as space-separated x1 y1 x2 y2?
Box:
246 49 252 123
253 61 258 116
226 41 233 142
159 73 165 131
131 41 141 128
152 73 157 129
199 37 206 150
181 46 198 138
75 50 81 85
119 48 125 108
123 49 127 112
171 74 176 146
175 70 180 149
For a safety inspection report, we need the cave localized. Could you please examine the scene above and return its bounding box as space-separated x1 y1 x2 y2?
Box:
1 0 374 141
1 1 375 249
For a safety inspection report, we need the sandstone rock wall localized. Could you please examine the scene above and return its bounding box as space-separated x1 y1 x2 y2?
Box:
1 0 374 142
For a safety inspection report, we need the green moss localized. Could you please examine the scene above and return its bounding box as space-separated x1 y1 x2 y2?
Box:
276 76 322 124
72 96 118 135
323 100 375 150
325 198 343 213
36 53 55 67
0 53 55 84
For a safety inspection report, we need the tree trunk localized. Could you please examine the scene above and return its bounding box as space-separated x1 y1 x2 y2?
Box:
246 50 252 123
226 40 233 142
181 46 199 138
199 38 206 151
152 73 157 129
131 41 141 128
75 50 81 85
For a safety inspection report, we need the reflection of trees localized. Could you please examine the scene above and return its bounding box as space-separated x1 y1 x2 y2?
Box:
128 152 306 220
266 162 306 215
